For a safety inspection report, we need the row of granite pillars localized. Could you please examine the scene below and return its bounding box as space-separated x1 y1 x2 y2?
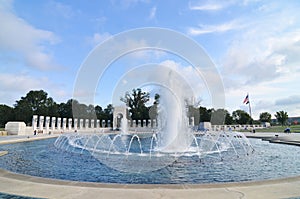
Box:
120 117 195 128
32 115 196 133
32 115 111 133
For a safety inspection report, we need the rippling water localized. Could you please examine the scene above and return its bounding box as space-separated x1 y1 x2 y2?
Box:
0 138 300 184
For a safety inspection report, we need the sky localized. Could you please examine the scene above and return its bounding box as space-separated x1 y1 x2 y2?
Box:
1 0 300 120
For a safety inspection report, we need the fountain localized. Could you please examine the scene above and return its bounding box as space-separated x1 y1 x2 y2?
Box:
54 84 254 173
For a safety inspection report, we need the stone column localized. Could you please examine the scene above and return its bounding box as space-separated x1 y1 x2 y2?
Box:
32 115 38 131
153 119 156 128
51 117 56 130
39 116 44 130
79 119 84 129
148 119 151 128
45 116 50 133
138 120 141 128
107 120 111 128
143 120 146 127
85 119 89 128
133 120 136 127
57 118 61 130
96 119 100 128
68 118 72 130
190 117 195 126
91 119 95 128
74 118 78 131
62 118 67 131
102 120 106 128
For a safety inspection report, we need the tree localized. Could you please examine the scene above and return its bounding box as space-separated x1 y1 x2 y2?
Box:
121 88 150 121
103 104 113 122
0 105 15 128
259 112 272 123
211 109 232 125
224 110 233 125
199 107 211 122
14 90 56 124
148 94 160 120
58 99 74 119
275 111 288 126
232 110 252 124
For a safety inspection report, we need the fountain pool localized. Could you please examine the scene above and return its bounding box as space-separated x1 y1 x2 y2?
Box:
0 133 300 184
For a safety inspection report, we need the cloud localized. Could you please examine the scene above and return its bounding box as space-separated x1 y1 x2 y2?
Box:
159 60 209 99
189 2 224 11
275 95 300 106
188 20 243 35
0 1 61 70
148 6 156 19
0 73 47 92
87 32 112 47
46 1 75 19
110 0 150 9
221 2 300 89
0 72 70 105
0 73 49 105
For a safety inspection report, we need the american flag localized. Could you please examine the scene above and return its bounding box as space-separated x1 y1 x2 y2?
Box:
243 94 249 104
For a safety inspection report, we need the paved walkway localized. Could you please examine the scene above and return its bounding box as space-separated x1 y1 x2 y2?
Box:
0 132 300 199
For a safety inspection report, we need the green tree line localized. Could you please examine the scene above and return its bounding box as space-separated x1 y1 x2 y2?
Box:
0 89 289 128
0 90 113 127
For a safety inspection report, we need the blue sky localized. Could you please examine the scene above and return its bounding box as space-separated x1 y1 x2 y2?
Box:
1 0 300 119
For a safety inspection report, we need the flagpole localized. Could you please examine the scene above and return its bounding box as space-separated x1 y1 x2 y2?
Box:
248 93 252 124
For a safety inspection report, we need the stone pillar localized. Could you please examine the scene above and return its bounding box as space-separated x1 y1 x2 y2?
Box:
62 118 67 131
107 120 111 128
96 119 100 128
133 120 136 127
57 118 61 130
190 117 195 126
128 120 131 128
79 119 84 129
51 117 56 130
68 118 72 130
138 120 141 128
39 116 44 130
32 115 38 131
148 119 151 128
101 120 106 128
85 119 89 128
74 118 78 130
143 120 146 127
153 119 156 128
45 116 50 133
91 119 95 128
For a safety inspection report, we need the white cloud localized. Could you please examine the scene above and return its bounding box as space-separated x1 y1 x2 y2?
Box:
111 0 150 9
188 20 243 35
221 2 300 92
87 32 112 47
275 95 300 106
0 1 61 70
46 1 75 19
159 60 209 101
148 6 156 19
189 2 223 11
0 72 70 106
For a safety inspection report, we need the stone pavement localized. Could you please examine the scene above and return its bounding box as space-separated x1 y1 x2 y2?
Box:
0 132 300 199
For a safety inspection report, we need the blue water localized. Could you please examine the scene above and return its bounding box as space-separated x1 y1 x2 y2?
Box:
0 192 44 199
0 138 300 184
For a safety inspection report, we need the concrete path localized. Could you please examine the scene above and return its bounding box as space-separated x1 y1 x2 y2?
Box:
0 168 300 199
0 132 300 198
